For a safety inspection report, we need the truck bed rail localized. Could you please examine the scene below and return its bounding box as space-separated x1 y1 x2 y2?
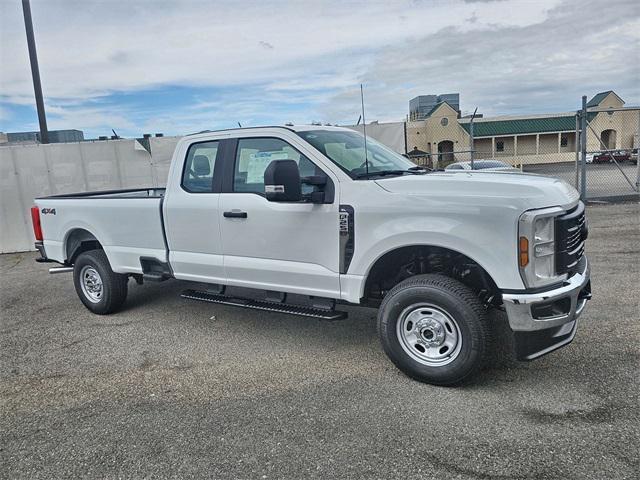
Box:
36 188 166 200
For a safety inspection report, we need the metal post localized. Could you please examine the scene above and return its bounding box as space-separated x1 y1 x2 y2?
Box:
21 0 49 144
403 121 408 155
574 114 580 189
636 109 640 191
469 107 477 169
580 96 587 201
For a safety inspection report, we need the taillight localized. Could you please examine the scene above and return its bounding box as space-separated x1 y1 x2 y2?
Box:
31 206 43 241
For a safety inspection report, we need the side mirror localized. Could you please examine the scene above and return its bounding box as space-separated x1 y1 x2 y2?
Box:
264 159 302 202
301 175 327 187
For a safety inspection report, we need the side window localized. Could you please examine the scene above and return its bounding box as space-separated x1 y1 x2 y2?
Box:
182 141 219 193
234 137 318 194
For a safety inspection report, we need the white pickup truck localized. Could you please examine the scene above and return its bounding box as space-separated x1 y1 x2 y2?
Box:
32 126 591 385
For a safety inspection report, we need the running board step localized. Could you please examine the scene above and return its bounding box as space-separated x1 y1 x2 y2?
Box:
181 289 348 321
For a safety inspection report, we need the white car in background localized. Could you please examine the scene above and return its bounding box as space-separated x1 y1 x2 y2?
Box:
445 160 518 171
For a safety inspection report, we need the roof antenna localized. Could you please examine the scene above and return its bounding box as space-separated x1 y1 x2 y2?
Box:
237 122 242 128
360 84 369 177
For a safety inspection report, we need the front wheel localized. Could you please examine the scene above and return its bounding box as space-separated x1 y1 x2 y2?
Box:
378 274 491 386
73 249 128 314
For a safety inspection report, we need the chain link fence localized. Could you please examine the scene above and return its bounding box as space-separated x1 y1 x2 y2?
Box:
520 102 639 201
576 100 639 201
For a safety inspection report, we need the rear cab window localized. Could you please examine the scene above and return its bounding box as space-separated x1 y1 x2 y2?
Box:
182 141 220 193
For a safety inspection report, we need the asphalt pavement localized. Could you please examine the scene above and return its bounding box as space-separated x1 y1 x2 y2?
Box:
1 201 638 479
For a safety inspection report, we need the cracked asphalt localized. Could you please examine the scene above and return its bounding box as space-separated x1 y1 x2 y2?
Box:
1 202 638 479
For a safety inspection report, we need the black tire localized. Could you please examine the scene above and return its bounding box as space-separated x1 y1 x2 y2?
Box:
73 249 128 314
378 274 491 386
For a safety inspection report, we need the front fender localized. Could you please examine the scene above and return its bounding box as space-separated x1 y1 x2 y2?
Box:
348 208 526 295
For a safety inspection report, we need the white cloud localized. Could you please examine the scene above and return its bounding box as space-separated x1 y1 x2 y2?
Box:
320 0 640 122
1 0 560 99
1 0 637 136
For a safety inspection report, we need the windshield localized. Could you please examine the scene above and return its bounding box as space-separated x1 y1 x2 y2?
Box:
297 129 418 178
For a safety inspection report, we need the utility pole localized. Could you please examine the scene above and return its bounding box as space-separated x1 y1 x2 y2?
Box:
22 0 49 144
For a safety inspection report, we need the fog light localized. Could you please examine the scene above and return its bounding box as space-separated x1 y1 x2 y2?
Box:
531 297 572 319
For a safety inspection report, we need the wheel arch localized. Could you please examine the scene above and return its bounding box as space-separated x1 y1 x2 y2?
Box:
362 244 500 305
64 228 103 264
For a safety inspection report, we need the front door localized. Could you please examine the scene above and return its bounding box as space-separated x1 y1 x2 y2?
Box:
219 136 341 298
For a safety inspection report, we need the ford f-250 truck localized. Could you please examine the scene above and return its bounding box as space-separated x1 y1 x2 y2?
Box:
32 126 591 385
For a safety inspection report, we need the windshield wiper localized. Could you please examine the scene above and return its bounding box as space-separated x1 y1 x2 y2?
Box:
355 168 427 179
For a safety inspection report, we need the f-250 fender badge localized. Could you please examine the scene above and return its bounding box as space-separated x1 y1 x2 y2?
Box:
338 205 355 274
41 208 56 215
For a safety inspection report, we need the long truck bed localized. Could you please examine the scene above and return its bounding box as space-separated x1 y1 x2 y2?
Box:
35 188 169 274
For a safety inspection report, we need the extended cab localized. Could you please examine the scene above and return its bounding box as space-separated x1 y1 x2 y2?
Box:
32 126 591 385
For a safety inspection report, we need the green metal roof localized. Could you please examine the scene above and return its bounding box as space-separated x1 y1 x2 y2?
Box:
586 91 614 108
461 113 597 138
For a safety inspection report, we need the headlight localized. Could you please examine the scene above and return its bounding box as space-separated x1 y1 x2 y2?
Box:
518 206 567 289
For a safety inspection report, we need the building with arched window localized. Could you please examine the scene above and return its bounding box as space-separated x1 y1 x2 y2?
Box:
354 91 638 168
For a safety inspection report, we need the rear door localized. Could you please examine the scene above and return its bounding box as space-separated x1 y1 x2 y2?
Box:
218 134 341 298
164 139 227 283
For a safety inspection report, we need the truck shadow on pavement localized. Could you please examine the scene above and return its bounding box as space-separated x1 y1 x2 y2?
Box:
119 277 529 384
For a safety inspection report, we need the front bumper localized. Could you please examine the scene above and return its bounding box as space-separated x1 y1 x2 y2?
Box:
502 257 591 360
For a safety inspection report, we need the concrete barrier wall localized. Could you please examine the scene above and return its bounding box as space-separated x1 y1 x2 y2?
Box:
0 137 180 253
347 122 406 154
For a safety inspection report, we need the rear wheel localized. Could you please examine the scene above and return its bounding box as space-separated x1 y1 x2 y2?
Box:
73 249 128 314
378 274 491 386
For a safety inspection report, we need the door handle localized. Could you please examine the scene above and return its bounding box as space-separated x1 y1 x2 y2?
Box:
223 211 248 218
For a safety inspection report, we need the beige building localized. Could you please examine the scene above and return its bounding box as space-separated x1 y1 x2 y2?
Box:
403 91 639 168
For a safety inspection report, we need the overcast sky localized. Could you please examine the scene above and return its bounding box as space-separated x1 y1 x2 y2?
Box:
1 0 638 138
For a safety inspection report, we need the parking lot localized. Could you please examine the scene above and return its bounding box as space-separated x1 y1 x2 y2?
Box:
1 201 638 479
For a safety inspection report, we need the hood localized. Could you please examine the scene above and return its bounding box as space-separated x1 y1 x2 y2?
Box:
374 171 579 211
